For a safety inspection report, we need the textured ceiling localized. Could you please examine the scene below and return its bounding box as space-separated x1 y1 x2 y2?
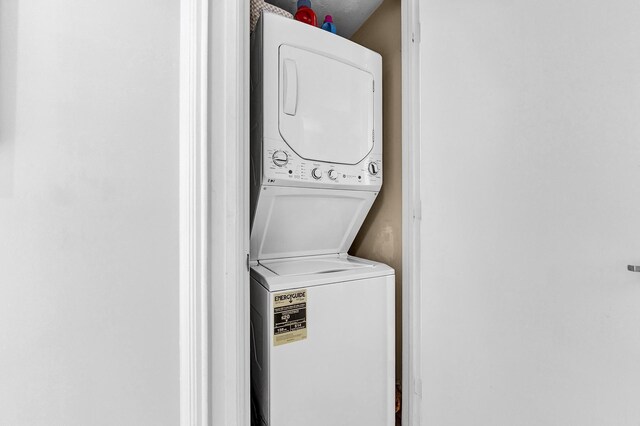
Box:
265 0 384 38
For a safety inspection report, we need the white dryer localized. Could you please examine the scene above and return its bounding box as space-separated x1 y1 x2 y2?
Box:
250 13 394 426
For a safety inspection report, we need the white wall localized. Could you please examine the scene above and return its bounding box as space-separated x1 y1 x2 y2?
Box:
0 1 180 425
418 0 640 424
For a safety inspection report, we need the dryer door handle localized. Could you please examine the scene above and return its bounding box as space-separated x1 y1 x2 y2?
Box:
283 59 298 116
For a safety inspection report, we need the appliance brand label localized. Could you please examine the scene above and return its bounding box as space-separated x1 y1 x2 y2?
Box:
273 289 307 346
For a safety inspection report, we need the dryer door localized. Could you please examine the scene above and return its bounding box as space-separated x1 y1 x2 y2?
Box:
278 45 374 165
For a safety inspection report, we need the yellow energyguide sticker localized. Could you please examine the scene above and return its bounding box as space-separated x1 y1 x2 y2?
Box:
273 289 307 346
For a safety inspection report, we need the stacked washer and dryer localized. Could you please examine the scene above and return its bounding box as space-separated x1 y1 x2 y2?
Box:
250 12 394 426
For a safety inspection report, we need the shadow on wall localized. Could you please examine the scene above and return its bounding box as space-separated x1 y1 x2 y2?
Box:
348 0 403 381
0 1 18 198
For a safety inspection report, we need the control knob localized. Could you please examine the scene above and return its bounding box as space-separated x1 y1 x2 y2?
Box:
368 162 379 175
328 169 338 180
311 168 322 180
272 150 288 167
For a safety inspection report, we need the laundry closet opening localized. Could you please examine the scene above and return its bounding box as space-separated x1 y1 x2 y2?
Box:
248 1 402 425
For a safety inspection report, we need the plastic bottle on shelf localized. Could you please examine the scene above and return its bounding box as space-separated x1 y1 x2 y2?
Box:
294 0 318 27
321 15 336 34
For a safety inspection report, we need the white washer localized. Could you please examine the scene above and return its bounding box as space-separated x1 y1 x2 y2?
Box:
250 13 394 426
250 255 395 426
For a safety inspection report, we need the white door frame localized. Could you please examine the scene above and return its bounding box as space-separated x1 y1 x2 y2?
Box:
401 0 422 424
179 0 421 425
179 0 250 425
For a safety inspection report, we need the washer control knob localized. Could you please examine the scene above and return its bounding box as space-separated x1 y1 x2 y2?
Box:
368 162 379 175
328 169 338 180
311 168 322 180
272 150 288 167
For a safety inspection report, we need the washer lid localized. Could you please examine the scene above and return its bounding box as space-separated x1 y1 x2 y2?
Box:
260 256 373 277
278 44 375 165
251 254 395 292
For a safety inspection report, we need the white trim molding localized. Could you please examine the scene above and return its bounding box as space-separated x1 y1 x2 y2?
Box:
180 0 250 425
401 0 422 425
180 0 209 424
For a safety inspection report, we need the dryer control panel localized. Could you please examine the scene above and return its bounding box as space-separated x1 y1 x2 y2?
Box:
262 138 382 190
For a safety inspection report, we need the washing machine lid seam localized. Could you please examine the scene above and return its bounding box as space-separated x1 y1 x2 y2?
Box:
258 252 373 278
